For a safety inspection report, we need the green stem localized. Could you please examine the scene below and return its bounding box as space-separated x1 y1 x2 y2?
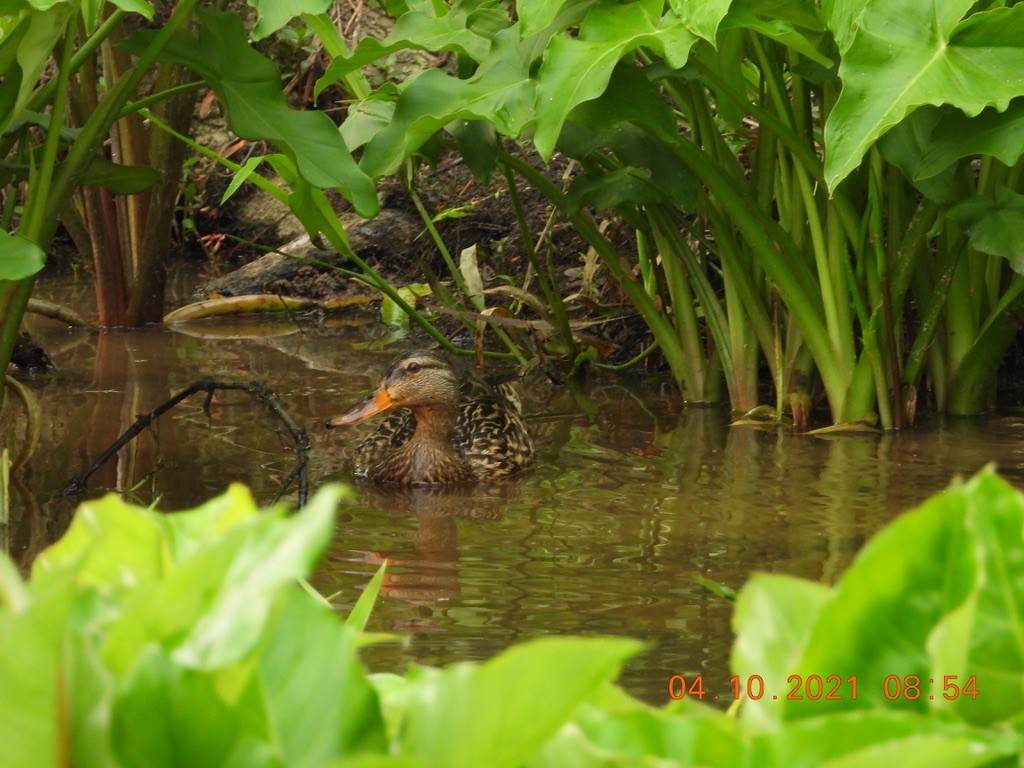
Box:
660 132 849 418
948 275 1024 414
405 170 526 363
500 161 576 359
646 209 713 401
503 153 694 395
19 18 77 241
302 12 371 101
27 10 127 114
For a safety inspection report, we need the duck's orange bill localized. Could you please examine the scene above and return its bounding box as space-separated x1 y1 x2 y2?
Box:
327 386 394 427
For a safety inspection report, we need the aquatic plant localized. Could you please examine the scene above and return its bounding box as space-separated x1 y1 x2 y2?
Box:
317 0 1024 425
2 468 1024 765
0 0 376 367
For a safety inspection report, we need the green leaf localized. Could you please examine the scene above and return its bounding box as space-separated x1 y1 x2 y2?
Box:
317 5 496 94
124 8 379 216
396 637 644 768
381 283 430 329
340 91 397 151
517 0 582 38
448 119 498 183
951 470 1024 724
111 647 254 768
720 0 832 67
0 551 30 613
107 0 153 17
81 157 161 194
64 631 119 768
248 0 331 41
0 584 74 768
221 155 266 204
30 491 168 594
561 125 697 213
570 700 745 765
0 5 72 136
946 187 1024 274
357 27 535 177
670 0 733 44
818 733 1018 768
784 472 980 720
750 710 1022 768
258 589 387 763
732 574 831 729
876 107 958 204
346 562 386 633
98 484 342 674
0 231 46 280
564 62 679 145
825 2 1024 190
534 1 697 158
915 102 1024 181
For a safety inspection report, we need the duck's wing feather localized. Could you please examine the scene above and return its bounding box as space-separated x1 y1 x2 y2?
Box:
453 397 534 477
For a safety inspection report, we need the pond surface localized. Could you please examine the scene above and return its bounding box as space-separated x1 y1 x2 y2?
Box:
9 271 1024 704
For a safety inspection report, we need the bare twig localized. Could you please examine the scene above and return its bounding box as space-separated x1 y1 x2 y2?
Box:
61 380 310 506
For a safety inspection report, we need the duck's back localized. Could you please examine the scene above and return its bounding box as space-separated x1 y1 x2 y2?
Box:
350 393 533 481
452 396 533 477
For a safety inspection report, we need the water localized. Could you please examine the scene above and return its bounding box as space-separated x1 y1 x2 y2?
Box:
9 273 1024 704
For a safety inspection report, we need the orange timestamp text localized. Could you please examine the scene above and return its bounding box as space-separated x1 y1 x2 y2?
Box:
667 674 979 702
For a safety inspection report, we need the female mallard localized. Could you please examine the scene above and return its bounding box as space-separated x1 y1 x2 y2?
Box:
326 350 533 486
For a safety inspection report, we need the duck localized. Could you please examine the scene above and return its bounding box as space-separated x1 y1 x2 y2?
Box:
326 350 534 486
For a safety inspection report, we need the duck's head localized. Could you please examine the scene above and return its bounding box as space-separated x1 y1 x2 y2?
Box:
326 350 459 428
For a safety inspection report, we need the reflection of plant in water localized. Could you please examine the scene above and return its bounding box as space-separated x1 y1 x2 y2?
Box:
1 376 41 545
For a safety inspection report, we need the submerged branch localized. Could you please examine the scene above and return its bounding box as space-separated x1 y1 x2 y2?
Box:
61 380 310 506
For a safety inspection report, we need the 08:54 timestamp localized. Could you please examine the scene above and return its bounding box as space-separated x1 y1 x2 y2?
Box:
668 673 980 702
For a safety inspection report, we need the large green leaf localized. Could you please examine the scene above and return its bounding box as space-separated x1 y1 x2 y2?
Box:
825 2 1024 190
783 472 980 720
0 584 76 768
876 107 958 204
946 187 1024 275
559 65 696 212
258 589 387 764
951 470 1024 724
395 637 644 768
111 646 257 768
731 574 831 730
517 0 584 38
101 484 342 673
670 0 733 45
568 699 746 765
357 26 535 177
31 490 168 594
81 158 161 194
914 101 1024 181
248 0 331 41
317 4 498 93
65 631 119 768
124 8 378 216
750 710 1022 768
0 4 73 136
533 0 696 158
720 0 832 67
0 231 46 280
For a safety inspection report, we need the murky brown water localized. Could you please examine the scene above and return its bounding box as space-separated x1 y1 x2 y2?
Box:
8 271 1024 704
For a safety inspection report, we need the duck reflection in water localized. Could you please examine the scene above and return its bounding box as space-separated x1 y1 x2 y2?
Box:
326 482 526 633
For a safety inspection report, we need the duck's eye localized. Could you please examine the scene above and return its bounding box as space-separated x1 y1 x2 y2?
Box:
406 362 420 373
